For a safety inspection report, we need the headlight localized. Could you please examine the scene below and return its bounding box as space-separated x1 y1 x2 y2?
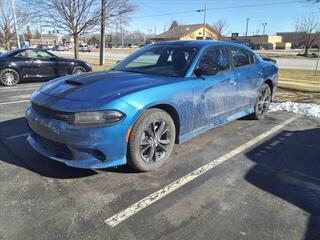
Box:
74 110 125 125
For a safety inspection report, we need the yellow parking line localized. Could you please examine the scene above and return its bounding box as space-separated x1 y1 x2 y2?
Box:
104 116 298 227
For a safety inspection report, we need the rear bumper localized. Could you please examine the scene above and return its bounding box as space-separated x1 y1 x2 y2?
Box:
25 106 128 169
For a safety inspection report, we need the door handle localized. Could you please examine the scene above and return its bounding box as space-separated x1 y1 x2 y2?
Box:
230 78 236 85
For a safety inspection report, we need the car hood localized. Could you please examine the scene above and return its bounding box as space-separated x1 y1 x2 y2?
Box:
39 70 176 102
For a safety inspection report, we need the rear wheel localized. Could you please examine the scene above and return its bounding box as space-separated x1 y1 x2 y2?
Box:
128 109 176 171
72 66 86 75
251 83 272 120
0 68 20 86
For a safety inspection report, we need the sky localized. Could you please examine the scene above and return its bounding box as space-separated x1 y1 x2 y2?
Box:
127 0 319 36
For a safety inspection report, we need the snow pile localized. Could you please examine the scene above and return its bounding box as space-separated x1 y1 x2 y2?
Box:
269 101 320 118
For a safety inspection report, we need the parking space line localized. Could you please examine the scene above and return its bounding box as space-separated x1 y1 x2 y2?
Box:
0 100 30 106
104 116 298 227
6 132 30 140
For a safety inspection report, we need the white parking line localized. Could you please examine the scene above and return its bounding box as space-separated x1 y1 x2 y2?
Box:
104 116 298 227
6 132 30 140
0 100 30 106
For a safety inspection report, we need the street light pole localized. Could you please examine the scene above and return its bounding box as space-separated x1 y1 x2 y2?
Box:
202 0 207 40
10 0 20 48
100 0 105 65
245 18 249 37
262 22 267 49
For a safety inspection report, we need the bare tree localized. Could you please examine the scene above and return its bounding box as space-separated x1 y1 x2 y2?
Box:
0 1 28 50
25 0 103 59
212 18 229 37
295 12 320 55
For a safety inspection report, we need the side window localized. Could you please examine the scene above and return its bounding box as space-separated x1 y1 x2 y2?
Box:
197 47 230 73
34 50 53 58
231 47 250 67
15 50 38 58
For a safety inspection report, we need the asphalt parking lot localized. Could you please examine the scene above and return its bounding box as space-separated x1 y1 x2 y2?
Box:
0 82 320 240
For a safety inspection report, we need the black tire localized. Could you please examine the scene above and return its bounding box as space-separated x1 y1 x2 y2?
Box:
0 68 20 86
72 66 86 75
128 108 176 171
251 83 272 120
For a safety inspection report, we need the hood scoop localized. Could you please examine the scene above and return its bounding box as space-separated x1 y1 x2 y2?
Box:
65 79 84 86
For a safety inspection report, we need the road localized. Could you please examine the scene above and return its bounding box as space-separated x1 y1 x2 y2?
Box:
54 50 319 70
0 82 319 240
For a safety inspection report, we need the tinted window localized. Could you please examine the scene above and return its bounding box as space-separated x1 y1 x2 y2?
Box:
114 45 199 77
197 46 230 73
231 47 250 67
15 50 38 58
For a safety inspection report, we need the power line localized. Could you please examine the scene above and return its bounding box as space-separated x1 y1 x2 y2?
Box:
133 1 301 19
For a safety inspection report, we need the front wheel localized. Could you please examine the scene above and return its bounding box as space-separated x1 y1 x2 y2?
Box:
128 109 176 171
72 66 86 75
251 83 272 120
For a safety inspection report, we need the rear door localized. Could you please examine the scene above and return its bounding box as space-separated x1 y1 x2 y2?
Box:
193 46 239 129
230 46 262 110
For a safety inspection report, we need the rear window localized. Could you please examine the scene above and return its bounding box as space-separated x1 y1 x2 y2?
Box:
230 47 251 67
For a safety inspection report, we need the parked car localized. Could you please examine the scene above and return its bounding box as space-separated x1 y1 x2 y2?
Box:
47 44 54 51
79 44 91 52
25 41 278 171
53 45 66 51
36 44 49 50
0 48 92 86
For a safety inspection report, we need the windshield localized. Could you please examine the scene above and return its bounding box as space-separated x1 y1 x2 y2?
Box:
113 44 199 77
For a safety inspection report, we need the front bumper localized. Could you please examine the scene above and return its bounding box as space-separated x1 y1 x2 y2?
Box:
25 106 129 169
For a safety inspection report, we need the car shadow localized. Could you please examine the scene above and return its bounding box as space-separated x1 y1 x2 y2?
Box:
0 117 139 178
245 128 320 240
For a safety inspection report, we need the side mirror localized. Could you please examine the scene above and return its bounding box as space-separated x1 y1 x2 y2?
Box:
194 65 218 77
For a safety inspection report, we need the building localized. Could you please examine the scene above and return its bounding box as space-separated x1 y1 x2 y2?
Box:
221 34 291 50
276 32 320 49
29 33 64 47
150 22 220 42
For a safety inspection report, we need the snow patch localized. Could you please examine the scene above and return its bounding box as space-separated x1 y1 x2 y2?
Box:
269 101 320 118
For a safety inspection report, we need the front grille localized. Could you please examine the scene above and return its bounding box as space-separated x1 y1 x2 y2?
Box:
34 133 73 159
32 102 75 125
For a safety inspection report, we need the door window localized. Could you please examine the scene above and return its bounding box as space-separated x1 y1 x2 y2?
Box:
33 50 53 58
230 47 251 67
15 50 38 58
197 47 230 74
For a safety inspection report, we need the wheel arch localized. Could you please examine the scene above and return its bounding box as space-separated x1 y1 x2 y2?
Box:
147 103 181 143
264 79 274 97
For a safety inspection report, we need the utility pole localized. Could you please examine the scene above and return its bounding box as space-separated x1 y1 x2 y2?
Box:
262 22 267 49
315 47 320 76
154 27 157 37
100 0 105 65
202 0 207 40
121 19 124 47
10 0 20 48
245 18 249 37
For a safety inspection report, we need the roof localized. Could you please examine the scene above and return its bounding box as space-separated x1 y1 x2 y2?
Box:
152 40 255 52
152 23 218 40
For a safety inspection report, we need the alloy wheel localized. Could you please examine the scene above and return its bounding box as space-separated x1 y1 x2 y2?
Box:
139 119 171 163
73 66 86 74
0 69 20 86
257 87 271 115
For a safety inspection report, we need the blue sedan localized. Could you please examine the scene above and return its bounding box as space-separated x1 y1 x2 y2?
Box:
25 41 278 171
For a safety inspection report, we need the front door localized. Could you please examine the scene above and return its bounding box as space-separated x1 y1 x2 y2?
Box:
193 46 239 130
